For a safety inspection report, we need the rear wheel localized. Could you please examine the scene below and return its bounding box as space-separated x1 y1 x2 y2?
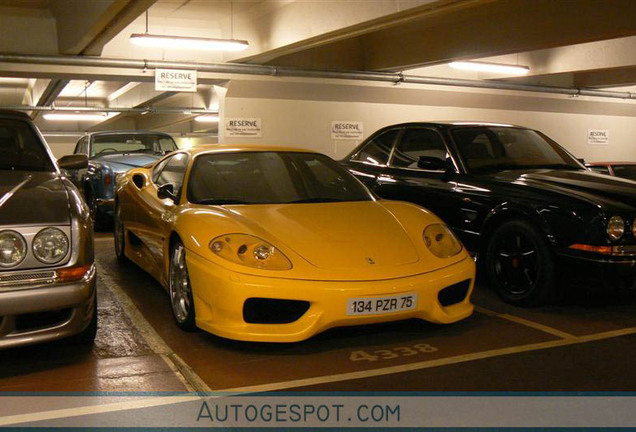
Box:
114 202 127 263
485 219 556 306
169 239 197 331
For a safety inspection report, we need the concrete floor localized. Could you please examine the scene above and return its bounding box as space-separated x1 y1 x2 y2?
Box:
2 233 636 393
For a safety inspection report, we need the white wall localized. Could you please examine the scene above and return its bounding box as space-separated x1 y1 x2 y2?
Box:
222 79 636 162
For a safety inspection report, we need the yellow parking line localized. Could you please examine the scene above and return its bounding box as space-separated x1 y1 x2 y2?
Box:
474 306 577 340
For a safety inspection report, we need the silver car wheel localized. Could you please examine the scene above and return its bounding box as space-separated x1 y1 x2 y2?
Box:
169 243 193 323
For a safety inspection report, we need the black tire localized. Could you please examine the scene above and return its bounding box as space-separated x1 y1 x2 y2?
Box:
68 292 98 345
168 239 197 331
85 187 106 231
113 201 128 264
484 219 556 306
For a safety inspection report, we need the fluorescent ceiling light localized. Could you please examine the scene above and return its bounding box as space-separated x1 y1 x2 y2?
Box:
194 115 219 123
130 33 249 52
43 113 107 122
448 61 530 75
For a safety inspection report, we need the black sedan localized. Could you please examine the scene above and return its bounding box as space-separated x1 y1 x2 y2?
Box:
342 122 636 306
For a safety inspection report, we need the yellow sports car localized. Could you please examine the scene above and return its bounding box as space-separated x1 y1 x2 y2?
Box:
114 146 475 342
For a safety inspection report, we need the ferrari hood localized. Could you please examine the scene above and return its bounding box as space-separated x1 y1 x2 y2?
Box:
223 201 420 270
0 171 70 226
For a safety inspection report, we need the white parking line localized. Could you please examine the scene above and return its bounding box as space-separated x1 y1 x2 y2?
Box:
95 262 211 393
3 325 636 426
474 306 577 340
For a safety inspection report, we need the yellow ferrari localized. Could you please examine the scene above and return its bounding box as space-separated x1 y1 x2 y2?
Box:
114 146 475 342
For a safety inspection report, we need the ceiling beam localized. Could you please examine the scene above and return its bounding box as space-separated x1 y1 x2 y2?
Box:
239 0 636 72
50 0 157 56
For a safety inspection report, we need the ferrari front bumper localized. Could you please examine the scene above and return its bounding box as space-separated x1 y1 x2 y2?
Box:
186 252 475 343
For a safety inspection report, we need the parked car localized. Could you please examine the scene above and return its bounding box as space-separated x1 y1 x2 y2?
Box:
342 122 636 306
586 162 636 181
0 110 96 349
69 131 178 228
114 146 475 342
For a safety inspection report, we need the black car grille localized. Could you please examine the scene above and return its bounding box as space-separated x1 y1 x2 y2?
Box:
14 309 72 332
438 280 471 307
243 298 310 324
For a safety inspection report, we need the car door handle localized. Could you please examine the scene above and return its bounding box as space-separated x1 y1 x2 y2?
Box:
376 175 395 184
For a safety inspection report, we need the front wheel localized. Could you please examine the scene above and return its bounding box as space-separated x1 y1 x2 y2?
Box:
169 239 197 331
484 219 556 306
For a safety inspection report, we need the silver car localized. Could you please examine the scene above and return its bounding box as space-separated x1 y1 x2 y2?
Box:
0 110 96 349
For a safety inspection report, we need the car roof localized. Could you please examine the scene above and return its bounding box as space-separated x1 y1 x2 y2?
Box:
587 162 636 166
183 145 316 156
86 130 173 137
0 110 32 120
378 121 523 128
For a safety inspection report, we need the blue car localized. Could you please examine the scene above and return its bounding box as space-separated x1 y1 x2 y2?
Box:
70 131 178 227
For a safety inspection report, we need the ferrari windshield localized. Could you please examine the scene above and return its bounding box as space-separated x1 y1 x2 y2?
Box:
188 151 373 205
451 127 582 173
0 118 54 172
91 134 177 157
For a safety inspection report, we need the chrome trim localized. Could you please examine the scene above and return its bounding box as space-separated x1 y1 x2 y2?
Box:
0 270 56 289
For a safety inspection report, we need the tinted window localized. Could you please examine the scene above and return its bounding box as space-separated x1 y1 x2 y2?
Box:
0 118 54 172
452 127 580 173
188 152 372 205
391 128 448 169
155 153 189 196
588 166 611 175
351 129 398 166
612 165 636 180
91 134 177 157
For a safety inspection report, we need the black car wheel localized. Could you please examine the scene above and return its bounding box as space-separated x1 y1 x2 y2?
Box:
114 202 127 263
85 187 105 230
485 219 556 306
169 239 197 331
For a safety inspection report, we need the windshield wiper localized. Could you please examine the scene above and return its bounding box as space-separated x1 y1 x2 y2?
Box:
285 198 347 204
193 199 249 205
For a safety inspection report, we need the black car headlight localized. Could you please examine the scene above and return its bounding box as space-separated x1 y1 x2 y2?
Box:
607 216 625 241
32 227 70 264
423 224 463 258
0 230 27 268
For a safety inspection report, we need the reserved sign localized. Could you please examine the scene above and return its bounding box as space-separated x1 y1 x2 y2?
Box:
225 118 262 138
587 129 609 145
331 121 363 140
155 69 197 92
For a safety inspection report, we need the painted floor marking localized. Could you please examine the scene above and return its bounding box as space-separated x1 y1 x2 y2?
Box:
4 325 636 426
474 306 577 340
95 261 211 393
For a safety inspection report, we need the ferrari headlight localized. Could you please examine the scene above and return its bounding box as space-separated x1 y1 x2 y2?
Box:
607 216 625 241
423 224 462 258
210 234 292 270
0 230 27 268
32 227 69 264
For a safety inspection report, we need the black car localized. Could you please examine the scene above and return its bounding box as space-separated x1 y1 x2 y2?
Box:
342 122 636 306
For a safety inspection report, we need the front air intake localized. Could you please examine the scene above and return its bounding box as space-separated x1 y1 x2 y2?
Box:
243 298 310 324
438 280 471 307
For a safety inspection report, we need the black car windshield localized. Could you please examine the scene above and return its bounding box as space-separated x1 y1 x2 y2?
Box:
0 118 54 172
451 127 581 173
188 151 373 205
91 134 177 157
612 165 636 181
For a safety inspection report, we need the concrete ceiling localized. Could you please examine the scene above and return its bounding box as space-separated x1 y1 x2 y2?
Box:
0 0 635 136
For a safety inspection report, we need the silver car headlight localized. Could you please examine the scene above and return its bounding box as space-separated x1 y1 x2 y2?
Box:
423 224 463 258
32 227 69 264
0 230 27 268
607 216 625 241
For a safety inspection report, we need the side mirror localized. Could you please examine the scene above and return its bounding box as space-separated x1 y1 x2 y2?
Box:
418 156 451 171
157 183 176 202
577 158 586 165
58 154 88 170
